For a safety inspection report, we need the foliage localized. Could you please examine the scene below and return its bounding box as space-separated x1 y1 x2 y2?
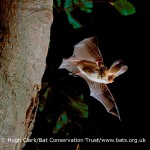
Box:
55 0 136 28
55 0 93 28
53 111 68 134
70 96 88 118
38 79 88 136
38 82 51 112
110 0 136 16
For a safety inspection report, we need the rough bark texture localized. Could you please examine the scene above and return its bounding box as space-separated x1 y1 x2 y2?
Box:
0 0 53 149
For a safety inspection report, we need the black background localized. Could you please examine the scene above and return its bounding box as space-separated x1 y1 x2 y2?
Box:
24 0 148 149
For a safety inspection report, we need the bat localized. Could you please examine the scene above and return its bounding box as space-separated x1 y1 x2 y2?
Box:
59 37 128 120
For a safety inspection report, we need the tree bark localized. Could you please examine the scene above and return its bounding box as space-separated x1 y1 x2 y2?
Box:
0 0 53 149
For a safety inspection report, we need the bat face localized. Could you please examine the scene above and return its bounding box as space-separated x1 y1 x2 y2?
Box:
59 37 128 119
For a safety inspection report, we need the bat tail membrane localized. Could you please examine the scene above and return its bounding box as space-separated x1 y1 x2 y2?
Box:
59 58 79 74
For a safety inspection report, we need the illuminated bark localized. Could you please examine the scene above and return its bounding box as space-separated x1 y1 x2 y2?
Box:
0 0 53 149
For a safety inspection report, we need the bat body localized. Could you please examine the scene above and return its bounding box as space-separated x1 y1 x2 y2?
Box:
59 37 128 119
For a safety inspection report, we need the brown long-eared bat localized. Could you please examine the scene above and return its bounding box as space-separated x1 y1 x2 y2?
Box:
59 37 128 120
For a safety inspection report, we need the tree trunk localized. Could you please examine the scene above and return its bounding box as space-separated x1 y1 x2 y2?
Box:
0 0 53 149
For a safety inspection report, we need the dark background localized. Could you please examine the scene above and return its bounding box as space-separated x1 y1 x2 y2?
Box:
24 0 148 149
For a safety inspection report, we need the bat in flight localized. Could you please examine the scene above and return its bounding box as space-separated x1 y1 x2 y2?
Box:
59 37 128 120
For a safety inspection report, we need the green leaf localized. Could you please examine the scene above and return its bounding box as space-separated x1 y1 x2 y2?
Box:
71 99 88 118
64 0 73 14
80 7 92 13
38 106 44 112
57 0 62 7
63 0 93 28
61 91 88 118
79 0 93 13
79 94 84 100
38 87 51 112
42 87 51 99
83 0 93 9
53 111 68 134
67 13 82 29
111 0 136 16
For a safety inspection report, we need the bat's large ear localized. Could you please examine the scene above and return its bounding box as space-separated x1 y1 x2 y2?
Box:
109 59 123 74
109 60 128 77
115 65 128 77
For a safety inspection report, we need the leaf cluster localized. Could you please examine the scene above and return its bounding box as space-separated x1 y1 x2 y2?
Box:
38 76 88 137
55 0 136 28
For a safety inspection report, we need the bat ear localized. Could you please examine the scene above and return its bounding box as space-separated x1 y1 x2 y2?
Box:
115 65 128 77
109 59 123 74
109 60 128 78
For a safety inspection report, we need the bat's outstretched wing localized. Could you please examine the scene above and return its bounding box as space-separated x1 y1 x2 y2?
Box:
77 72 120 119
59 58 79 74
59 37 103 74
70 37 103 63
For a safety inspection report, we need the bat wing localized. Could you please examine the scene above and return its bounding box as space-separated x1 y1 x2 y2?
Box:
70 37 103 63
77 72 120 119
59 58 79 75
59 37 103 74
